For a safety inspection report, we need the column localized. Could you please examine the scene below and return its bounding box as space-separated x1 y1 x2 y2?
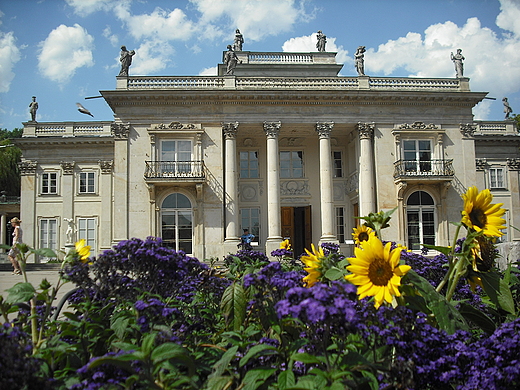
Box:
98 160 114 250
357 122 376 217
264 121 283 254
60 161 75 251
112 123 130 243
316 122 338 243
223 122 240 243
1 213 6 250
18 160 37 258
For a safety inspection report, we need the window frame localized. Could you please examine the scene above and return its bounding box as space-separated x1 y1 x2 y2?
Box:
333 151 343 178
239 150 259 179
335 207 346 243
240 207 260 244
77 217 97 251
40 171 59 195
489 167 506 189
406 190 436 251
39 218 58 251
280 150 304 178
78 171 96 194
160 193 194 254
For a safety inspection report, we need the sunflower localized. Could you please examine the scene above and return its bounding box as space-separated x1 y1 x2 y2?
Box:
345 236 411 309
470 235 498 273
461 187 506 237
280 239 292 251
75 239 91 263
352 225 376 245
301 243 325 287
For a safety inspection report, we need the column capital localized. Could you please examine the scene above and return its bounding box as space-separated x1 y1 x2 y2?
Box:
60 161 75 174
263 121 281 138
98 160 114 174
316 122 334 138
357 122 375 140
222 122 239 139
18 160 37 175
111 122 130 139
459 123 476 138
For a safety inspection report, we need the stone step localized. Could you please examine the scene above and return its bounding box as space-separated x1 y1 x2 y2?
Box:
0 263 62 272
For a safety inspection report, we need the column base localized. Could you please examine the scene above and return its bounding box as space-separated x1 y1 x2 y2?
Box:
265 238 283 259
319 236 339 247
223 240 241 257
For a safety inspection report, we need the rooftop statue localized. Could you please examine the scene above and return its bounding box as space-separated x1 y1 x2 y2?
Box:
503 97 513 120
316 30 326 52
118 45 135 77
224 45 239 75
233 29 244 51
29 96 38 122
355 46 366 76
450 48 464 78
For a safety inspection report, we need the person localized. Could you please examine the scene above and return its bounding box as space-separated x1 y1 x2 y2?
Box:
503 97 513 119
316 30 326 52
238 229 255 250
450 49 464 78
118 45 135 76
354 46 366 76
233 29 244 52
224 45 239 75
29 96 38 122
8 217 23 275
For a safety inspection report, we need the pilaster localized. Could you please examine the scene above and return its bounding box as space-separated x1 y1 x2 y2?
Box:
357 122 376 217
98 160 114 249
222 122 240 248
112 123 130 243
60 160 75 251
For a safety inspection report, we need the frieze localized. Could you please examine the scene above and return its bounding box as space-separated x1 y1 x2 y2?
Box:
398 121 438 130
98 160 114 174
475 158 487 171
460 123 476 137
507 158 520 171
279 137 304 147
60 161 75 174
347 172 359 193
240 183 258 202
153 122 197 130
280 180 310 196
18 160 37 175
111 123 130 138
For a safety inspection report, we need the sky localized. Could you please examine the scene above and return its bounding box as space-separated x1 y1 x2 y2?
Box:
1 0 520 130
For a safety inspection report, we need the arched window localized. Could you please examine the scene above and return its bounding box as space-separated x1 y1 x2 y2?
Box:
161 193 193 254
406 190 435 250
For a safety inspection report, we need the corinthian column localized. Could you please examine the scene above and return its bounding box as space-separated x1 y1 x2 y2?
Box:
264 121 283 254
316 122 337 243
357 122 376 217
223 122 240 243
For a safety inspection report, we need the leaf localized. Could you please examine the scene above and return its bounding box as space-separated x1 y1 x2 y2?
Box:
405 270 468 334
205 376 234 390
208 345 238 379
220 281 247 331
110 310 132 339
291 352 323 365
458 303 496 334
240 368 276 390
6 282 35 303
31 248 57 258
277 370 296 390
422 244 453 257
480 271 516 314
324 267 345 281
141 332 157 356
151 342 186 363
239 344 278 367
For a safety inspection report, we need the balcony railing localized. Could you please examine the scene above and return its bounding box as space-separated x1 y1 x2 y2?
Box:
394 159 454 179
144 161 205 181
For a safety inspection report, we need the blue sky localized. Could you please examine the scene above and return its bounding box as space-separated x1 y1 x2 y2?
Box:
1 0 519 130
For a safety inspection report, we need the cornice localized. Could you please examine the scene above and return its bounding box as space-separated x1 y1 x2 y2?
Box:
15 137 114 147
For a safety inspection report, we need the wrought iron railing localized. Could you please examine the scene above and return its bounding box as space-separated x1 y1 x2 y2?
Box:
394 159 454 178
144 161 205 180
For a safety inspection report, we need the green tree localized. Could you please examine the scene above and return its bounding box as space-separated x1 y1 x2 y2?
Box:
0 128 23 196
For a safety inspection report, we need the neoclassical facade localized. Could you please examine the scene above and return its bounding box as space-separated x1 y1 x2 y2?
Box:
17 51 520 260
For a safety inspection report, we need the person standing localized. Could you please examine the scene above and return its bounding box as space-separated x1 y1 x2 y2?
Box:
238 229 255 250
8 217 22 275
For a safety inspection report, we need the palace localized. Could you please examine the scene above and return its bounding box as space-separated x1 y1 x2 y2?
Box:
16 49 520 260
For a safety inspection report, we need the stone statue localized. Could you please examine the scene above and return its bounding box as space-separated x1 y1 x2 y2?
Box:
118 45 135 77
224 45 239 75
355 46 366 76
29 96 38 122
64 218 75 245
233 29 244 51
450 48 464 78
503 97 513 119
316 30 326 52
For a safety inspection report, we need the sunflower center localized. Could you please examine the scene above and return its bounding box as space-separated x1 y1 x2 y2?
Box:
469 208 487 229
358 232 369 242
368 258 393 286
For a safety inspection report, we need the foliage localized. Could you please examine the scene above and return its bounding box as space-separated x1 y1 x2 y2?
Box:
0 128 22 196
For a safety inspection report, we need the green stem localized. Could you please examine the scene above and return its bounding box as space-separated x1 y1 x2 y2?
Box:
445 255 467 302
435 224 462 293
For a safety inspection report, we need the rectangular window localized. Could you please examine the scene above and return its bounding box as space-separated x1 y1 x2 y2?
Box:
403 140 432 173
161 140 193 174
280 151 303 178
41 172 58 194
335 207 345 242
79 172 96 193
240 151 259 178
39 219 58 251
240 208 260 243
78 218 96 249
489 167 505 189
333 151 343 178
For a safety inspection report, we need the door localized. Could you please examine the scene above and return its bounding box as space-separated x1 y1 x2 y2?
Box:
281 206 312 257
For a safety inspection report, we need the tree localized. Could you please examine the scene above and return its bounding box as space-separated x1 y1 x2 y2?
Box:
0 128 23 196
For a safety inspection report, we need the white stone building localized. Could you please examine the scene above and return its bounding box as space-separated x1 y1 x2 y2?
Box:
16 50 520 260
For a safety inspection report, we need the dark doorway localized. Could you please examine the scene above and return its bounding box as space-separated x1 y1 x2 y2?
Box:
281 206 312 257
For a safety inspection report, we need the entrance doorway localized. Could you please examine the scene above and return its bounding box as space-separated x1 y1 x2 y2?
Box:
281 206 312 258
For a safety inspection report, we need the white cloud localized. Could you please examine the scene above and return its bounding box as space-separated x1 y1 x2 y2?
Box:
199 66 217 75
0 30 21 93
38 24 95 84
130 40 175 75
102 26 119 47
191 0 312 42
281 33 351 66
363 0 520 119
65 0 122 16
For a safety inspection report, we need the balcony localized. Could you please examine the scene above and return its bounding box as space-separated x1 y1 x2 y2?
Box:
394 159 454 183
144 161 205 183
